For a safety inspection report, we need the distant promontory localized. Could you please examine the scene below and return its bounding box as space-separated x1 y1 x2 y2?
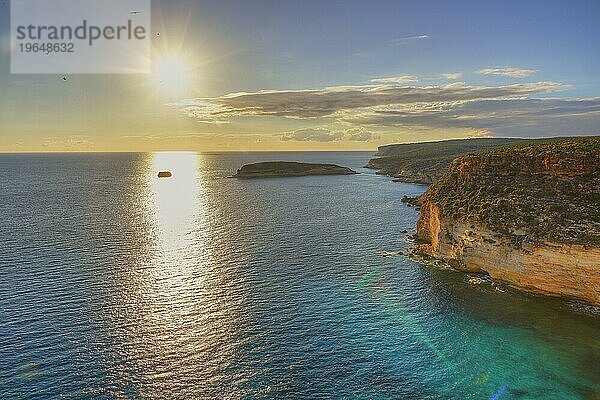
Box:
233 161 358 178
365 137 583 184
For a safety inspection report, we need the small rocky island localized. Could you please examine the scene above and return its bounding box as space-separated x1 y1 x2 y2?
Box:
414 137 600 305
233 161 357 178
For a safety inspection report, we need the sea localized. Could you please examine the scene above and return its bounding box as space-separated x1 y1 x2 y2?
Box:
0 152 598 399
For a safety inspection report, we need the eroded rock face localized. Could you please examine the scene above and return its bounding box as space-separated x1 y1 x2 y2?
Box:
455 151 598 178
415 137 600 305
364 137 573 184
416 199 600 304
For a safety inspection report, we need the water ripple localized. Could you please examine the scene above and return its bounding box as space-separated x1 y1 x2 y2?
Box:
0 152 599 399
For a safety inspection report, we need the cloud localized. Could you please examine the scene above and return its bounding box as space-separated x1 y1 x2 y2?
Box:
42 136 92 144
171 81 567 120
281 128 344 142
441 72 463 80
281 127 376 142
370 75 418 84
391 34 430 45
341 98 600 137
169 80 600 138
477 67 537 78
345 127 375 142
167 99 230 124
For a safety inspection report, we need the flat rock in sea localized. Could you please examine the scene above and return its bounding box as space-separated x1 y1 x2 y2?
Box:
232 161 358 178
158 171 172 178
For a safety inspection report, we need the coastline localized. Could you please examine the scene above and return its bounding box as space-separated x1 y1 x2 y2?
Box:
396 137 600 306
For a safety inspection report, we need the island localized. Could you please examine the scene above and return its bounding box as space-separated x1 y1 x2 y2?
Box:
413 137 600 305
233 161 358 178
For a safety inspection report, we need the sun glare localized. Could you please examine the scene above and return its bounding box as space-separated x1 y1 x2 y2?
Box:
149 152 204 249
152 57 191 97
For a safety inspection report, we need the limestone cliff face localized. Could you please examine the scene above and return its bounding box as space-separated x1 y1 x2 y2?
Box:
417 198 600 304
454 150 597 179
364 137 568 184
415 137 600 305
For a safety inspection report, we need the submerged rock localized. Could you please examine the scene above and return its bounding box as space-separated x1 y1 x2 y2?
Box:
233 161 357 178
401 195 423 209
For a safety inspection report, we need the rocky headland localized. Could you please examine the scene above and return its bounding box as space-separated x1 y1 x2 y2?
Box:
414 137 600 305
233 161 357 178
366 137 574 184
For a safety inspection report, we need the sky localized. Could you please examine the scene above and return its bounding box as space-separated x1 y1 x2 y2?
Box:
0 0 599 152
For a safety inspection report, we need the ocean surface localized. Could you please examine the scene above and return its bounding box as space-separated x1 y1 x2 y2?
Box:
0 151 598 400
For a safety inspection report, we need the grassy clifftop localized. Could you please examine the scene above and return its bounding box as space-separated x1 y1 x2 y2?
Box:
426 137 600 247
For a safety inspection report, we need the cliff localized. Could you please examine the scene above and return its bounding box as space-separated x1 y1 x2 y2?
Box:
233 161 357 178
415 137 600 305
366 137 575 184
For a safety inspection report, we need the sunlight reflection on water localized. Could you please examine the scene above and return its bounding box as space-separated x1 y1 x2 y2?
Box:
144 151 211 334
120 152 254 398
149 152 205 249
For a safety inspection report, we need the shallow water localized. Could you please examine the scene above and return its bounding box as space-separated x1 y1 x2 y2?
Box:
0 152 598 399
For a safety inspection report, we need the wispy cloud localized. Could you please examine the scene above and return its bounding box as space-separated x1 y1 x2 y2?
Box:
345 127 376 141
41 136 93 148
281 127 376 142
391 34 430 46
341 98 600 136
170 81 567 120
282 128 343 142
477 67 537 78
167 80 600 139
370 75 418 84
441 72 463 80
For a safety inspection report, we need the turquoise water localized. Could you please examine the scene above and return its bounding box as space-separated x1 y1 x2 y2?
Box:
0 152 598 399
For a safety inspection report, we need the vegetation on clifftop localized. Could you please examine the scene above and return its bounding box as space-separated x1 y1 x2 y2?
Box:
366 137 582 184
233 161 357 178
426 137 600 247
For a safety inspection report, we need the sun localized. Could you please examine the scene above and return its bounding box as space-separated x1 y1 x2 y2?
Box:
152 57 191 97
